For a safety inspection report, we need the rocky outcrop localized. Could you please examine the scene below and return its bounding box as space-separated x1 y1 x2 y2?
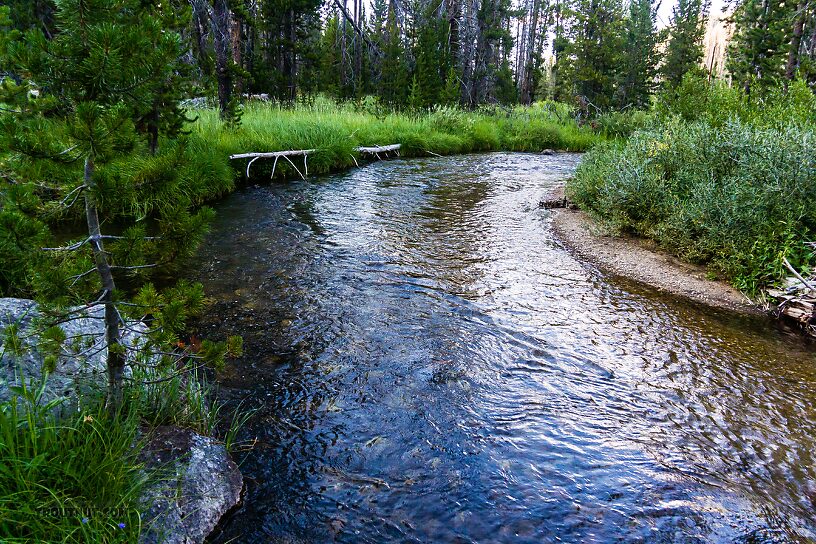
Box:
139 426 243 544
0 298 144 407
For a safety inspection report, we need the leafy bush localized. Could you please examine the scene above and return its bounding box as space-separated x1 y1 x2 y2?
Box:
569 117 816 293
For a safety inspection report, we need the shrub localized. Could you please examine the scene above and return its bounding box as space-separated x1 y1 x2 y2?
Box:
569 117 816 293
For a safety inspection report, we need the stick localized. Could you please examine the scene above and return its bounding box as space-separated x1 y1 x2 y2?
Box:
782 256 816 292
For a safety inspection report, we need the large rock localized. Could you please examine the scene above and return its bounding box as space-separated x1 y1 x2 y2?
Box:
139 426 244 544
0 298 144 407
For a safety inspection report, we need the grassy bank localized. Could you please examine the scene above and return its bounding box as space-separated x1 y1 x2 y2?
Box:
0 355 237 542
188 97 601 183
567 78 816 294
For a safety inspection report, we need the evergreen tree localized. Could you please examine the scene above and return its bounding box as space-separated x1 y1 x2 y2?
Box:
441 66 462 105
0 0 220 407
380 15 409 107
495 59 519 104
662 0 709 88
616 0 660 108
408 74 423 110
413 13 452 107
317 15 343 96
728 0 795 93
560 0 626 111
473 0 516 103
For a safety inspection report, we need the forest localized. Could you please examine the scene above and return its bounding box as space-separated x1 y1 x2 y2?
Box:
1 0 816 541
8 0 816 112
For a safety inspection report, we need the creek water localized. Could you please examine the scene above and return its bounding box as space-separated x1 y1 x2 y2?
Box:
190 153 816 543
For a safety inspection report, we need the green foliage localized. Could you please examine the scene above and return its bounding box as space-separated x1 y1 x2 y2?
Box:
661 0 708 88
656 72 816 128
189 96 602 183
568 87 816 294
616 0 660 108
441 67 462 106
727 0 797 94
557 0 626 111
0 380 145 543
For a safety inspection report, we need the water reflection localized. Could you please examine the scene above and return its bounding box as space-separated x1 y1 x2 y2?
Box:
192 153 816 543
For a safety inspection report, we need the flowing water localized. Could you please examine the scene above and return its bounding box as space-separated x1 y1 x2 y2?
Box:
190 153 816 543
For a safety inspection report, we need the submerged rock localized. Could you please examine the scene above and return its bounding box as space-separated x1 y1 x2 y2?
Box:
139 426 243 544
0 297 144 407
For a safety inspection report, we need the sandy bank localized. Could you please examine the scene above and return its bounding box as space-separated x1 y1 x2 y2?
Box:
549 205 764 316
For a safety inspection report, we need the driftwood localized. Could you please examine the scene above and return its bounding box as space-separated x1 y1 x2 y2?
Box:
230 144 401 179
230 149 316 180
767 257 816 337
356 144 401 154
355 144 401 161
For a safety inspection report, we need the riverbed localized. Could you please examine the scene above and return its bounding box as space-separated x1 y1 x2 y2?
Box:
190 153 816 543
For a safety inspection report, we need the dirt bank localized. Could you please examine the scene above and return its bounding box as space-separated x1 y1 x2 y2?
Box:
549 205 764 316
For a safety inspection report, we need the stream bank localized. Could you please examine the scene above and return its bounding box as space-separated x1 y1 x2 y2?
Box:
550 207 762 315
547 185 816 337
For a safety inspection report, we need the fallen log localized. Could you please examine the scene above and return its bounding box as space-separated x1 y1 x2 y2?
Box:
230 144 401 179
767 264 816 338
356 144 401 154
229 149 317 180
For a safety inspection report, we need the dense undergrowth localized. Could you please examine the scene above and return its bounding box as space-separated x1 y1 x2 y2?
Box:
568 77 816 294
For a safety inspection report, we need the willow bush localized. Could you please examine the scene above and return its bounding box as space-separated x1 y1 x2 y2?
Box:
568 116 816 294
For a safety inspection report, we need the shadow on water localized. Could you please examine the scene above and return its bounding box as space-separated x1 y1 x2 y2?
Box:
190 153 816 544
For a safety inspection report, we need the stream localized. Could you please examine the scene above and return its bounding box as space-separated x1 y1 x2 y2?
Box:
190 153 816 543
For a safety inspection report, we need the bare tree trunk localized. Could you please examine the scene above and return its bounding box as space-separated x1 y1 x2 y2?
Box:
786 0 808 83
282 8 297 101
212 0 234 119
190 0 213 77
519 0 541 104
83 156 126 409
341 0 348 92
449 0 461 63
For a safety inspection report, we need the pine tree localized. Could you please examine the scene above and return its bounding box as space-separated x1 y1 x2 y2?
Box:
473 0 516 103
408 74 423 110
380 15 409 107
413 13 452 108
662 0 710 88
441 66 462 105
0 0 220 407
616 0 660 108
561 0 626 111
728 0 795 94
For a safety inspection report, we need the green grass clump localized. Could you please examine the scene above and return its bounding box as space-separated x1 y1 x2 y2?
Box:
0 355 248 543
0 380 145 543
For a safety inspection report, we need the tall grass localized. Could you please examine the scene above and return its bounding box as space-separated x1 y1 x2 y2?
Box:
187 97 600 184
0 379 145 543
0 357 250 542
568 98 816 294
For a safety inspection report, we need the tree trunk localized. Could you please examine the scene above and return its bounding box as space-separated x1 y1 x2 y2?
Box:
520 0 541 104
785 0 808 83
212 0 234 119
83 156 126 410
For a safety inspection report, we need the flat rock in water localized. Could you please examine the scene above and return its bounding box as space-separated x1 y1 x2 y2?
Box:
139 426 243 544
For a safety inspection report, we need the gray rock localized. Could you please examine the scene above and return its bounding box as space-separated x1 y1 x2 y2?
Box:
0 298 145 408
139 426 243 544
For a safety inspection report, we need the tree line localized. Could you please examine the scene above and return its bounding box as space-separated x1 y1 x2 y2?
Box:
6 0 816 115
